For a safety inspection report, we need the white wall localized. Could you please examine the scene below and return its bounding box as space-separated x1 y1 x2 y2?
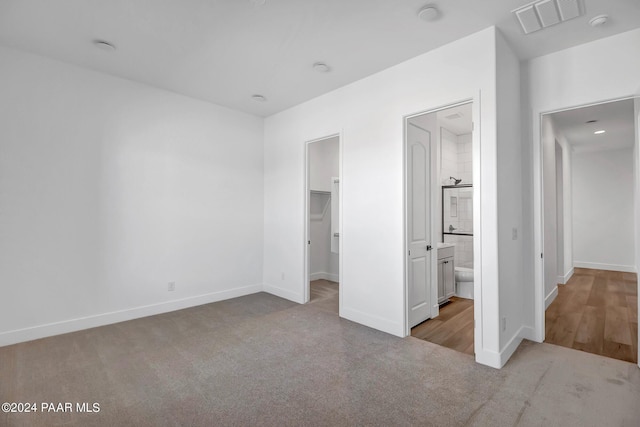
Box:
0 46 265 345
572 147 635 271
495 31 524 355
263 27 509 367
524 28 640 342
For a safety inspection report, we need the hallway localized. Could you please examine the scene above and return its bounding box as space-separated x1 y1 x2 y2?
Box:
545 268 638 364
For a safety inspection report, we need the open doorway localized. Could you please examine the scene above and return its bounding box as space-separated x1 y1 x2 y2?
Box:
405 102 476 356
305 135 340 314
541 98 638 364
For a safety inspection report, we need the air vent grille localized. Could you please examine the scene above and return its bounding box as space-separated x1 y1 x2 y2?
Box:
513 0 583 34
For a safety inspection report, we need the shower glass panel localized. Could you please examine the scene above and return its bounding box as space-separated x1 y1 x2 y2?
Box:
442 185 473 238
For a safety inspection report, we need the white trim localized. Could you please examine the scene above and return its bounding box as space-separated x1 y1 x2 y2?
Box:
475 349 501 369
573 262 637 273
0 283 263 347
264 283 304 304
557 267 574 285
519 326 537 342
499 326 525 368
475 326 526 369
341 306 403 337
545 286 558 310
309 272 339 282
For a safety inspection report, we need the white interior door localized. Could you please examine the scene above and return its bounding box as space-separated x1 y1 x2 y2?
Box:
407 120 435 328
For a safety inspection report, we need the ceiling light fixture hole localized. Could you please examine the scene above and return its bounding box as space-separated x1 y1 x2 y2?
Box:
252 94 267 102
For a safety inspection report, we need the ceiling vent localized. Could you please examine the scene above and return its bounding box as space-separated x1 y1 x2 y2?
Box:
513 0 582 34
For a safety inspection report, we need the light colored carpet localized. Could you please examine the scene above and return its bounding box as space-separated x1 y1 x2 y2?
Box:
1 291 639 426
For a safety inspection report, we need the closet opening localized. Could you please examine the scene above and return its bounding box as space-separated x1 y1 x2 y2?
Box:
305 135 340 314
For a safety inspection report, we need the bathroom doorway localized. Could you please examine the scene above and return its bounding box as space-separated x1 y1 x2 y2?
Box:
405 101 477 356
305 135 340 314
540 98 639 364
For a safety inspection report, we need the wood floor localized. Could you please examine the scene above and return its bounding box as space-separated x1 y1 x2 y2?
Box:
545 268 638 364
411 297 474 356
309 279 339 314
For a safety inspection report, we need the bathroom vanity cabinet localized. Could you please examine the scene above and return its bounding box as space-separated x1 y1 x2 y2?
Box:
437 245 455 304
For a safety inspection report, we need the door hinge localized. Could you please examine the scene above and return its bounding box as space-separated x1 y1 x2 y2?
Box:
408 250 411 256
308 240 311 245
540 253 543 259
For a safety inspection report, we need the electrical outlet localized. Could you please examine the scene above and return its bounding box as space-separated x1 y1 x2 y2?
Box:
502 317 507 332
168 282 175 292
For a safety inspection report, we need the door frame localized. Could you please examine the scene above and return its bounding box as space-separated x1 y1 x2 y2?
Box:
304 133 342 311
534 95 640 367
403 99 480 357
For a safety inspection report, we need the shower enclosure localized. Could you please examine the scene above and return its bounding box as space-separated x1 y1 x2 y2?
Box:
442 184 473 268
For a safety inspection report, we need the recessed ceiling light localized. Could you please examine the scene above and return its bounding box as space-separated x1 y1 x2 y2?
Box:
417 5 440 22
594 130 606 134
252 94 267 102
313 62 331 73
589 14 609 27
93 40 116 51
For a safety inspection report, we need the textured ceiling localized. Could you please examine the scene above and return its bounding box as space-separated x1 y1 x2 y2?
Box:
1 0 639 117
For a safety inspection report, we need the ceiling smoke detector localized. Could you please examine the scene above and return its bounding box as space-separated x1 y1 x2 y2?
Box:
418 5 440 22
251 94 267 102
513 0 582 35
589 14 609 27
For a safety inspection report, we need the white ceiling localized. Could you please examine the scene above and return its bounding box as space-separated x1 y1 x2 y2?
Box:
550 98 636 153
1 0 639 117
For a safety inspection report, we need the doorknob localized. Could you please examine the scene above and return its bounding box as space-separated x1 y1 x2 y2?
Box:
426 245 432 251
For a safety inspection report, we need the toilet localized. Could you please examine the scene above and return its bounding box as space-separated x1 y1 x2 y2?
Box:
455 266 474 299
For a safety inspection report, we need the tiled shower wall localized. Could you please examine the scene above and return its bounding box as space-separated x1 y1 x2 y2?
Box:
441 129 473 268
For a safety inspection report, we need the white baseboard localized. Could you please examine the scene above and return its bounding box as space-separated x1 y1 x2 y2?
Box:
519 325 539 342
557 267 574 285
309 272 339 282
263 283 304 304
499 326 524 368
574 261 637 273
545 286 558 310
0 283 263 347
475 349 501 369
341 306 403 337
475 326 525 369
